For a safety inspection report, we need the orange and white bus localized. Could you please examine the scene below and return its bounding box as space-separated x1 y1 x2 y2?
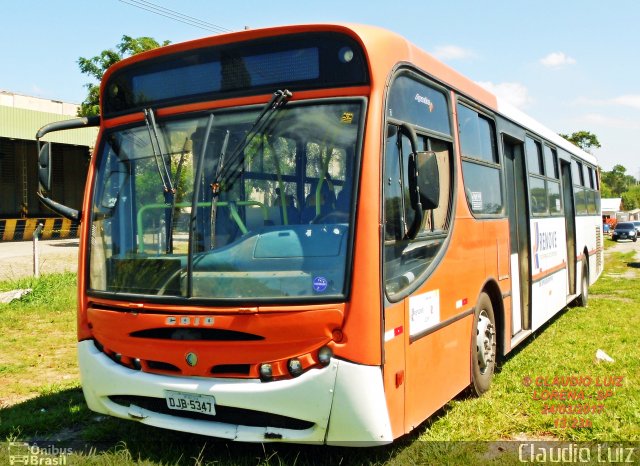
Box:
36 24 603 445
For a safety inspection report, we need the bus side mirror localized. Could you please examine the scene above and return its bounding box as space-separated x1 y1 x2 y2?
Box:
38 142 52 192
399 122 441 239
415 150 440 211
34 115 99 222
36 140 81 221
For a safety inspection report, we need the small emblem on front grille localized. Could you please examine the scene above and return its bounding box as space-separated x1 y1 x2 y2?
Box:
185 352 198 367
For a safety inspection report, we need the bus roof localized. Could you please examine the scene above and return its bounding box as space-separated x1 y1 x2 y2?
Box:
497 98 596 165
103 23 597 165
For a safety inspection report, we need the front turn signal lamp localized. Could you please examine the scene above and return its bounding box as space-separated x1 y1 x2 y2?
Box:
259 363 273 381
318 346 333 366
287 358 304 377
258 345 336 382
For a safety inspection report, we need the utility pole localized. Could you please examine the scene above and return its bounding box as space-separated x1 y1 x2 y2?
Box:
33 223 44 277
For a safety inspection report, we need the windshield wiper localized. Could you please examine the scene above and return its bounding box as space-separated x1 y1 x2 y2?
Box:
144 108 179 252
210 130 230 248
207 89 292 250
165 138 190 253
187 113 215 297
143 108 174 194
186 91 291 294
217 89 292 189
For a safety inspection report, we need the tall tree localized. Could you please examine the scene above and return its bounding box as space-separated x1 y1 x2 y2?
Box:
599 176 613 198
559 130 601 154
601 164 634 197
77 35 170 116
621 185 640 211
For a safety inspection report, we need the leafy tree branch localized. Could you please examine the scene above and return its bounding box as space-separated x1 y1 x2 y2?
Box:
77 35 170 116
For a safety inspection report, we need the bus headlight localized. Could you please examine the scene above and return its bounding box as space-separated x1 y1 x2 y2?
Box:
259 363 273 381
318 346 333 366
287 358 303 377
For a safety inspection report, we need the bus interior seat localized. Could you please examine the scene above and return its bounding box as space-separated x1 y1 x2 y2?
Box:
245 205 269 231
274 191 300 225
335 187 350 212
301 181 336 223
212 205 240 247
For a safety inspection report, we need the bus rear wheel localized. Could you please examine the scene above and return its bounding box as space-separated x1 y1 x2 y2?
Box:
575 259 589 307
470 292 496 396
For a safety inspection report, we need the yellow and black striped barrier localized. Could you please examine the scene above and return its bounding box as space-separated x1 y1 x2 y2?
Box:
0 218 80 241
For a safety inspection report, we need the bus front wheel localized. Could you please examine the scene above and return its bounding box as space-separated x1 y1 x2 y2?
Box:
470 292 496 396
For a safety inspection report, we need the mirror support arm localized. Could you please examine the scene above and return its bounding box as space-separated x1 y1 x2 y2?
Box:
36 116 100 141
35 116 100 221
398 123 423 240
36 193 81 222
399 122 419 154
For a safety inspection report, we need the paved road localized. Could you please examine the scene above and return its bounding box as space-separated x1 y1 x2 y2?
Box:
0 235 637 282
0 238 79 281
606 237 640 257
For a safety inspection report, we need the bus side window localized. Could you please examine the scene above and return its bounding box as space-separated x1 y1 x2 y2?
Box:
426 138 452 232
383 123 453 297
384 125 404 241
458 104 503 216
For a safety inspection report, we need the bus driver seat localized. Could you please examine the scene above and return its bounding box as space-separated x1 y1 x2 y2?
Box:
301 179 336 223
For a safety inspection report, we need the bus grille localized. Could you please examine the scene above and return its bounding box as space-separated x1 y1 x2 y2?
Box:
130 328 264 341
108 395 314 430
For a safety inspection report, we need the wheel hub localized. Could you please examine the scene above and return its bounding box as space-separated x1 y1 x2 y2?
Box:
476 311 495 374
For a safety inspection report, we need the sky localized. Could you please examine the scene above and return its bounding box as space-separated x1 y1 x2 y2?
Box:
1 0 638 173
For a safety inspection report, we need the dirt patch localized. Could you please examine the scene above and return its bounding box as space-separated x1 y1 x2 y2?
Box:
0 393 39 409
0 239 79 282
603 239 640 278
604 238 640 258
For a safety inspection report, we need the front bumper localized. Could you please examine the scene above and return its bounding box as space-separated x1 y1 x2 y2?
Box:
78 340 392 445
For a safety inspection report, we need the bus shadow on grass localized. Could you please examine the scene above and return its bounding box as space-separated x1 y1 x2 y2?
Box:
1 388 404 464
498 303 574 363
1 390 522 464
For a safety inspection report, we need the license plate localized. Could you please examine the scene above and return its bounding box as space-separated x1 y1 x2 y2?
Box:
165 390 216 416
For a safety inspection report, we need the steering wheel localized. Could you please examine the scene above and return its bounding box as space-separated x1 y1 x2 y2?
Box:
311 210 349 224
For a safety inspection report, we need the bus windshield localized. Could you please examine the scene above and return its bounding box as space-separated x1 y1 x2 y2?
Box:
89 99 363 301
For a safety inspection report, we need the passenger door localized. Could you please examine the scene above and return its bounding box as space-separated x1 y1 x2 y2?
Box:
561 160 577 295
382 71 455 435
503 136 531 333
383 123 454 433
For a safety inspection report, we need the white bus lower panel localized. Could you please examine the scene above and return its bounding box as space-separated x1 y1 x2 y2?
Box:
78 340 392 445
531 268 568 332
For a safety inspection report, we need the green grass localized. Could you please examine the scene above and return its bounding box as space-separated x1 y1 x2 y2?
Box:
415 254 640 443
0 273 78 403
1 248 639 465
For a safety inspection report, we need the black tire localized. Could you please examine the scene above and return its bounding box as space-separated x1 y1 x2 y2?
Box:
469 292 497 396
575 259 589 307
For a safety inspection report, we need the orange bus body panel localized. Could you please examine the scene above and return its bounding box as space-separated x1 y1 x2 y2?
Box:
86 305 344 377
